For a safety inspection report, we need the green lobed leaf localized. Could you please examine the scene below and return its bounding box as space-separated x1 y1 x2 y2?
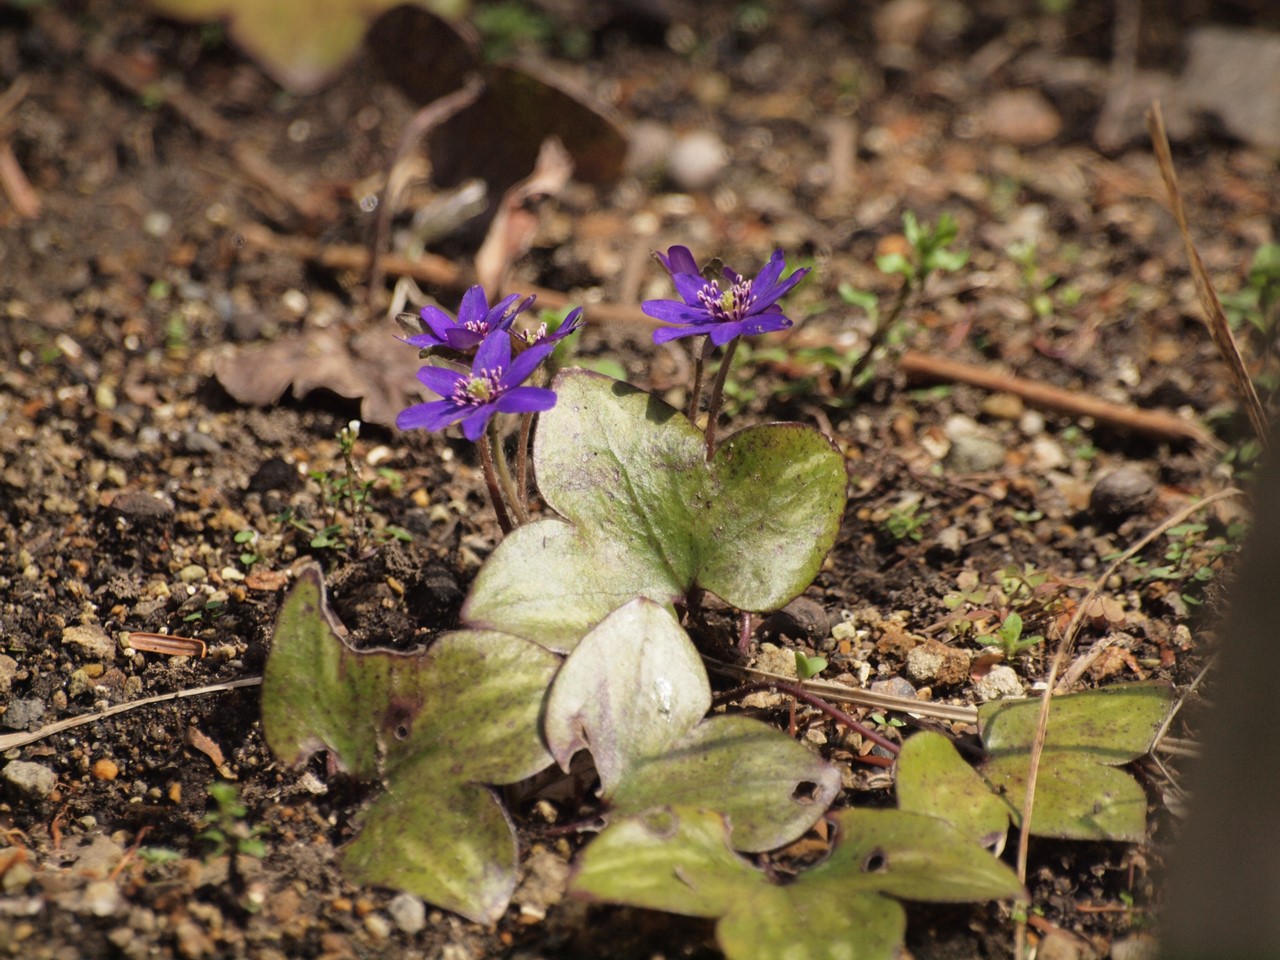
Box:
543 600 841 851
261 562 559 922
571 806 1024 960
895 732 1009 850
464 370 847 650
976 680 1174 841
980 752 1150 842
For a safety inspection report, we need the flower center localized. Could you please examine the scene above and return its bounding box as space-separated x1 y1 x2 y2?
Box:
697 278 754 322
455 369 503 406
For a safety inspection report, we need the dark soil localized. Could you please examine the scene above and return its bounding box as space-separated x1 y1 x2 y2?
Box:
1 1 1272 957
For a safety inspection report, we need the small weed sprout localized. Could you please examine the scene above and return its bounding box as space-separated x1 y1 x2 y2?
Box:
794 650 828 681
198 781 267 862
974 611 1044 659
882 500 931 542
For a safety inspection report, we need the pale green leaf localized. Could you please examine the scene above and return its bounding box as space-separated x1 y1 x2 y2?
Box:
544 601 840 851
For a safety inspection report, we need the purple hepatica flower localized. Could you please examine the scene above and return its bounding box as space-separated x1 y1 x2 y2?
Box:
517 306 585 346
405 285 535 353
398 331 557 442
642 246 809 347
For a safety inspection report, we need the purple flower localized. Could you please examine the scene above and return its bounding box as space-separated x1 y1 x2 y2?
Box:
405 285 536 353
642 246 809 347
398 332 557 441
516 307 585 346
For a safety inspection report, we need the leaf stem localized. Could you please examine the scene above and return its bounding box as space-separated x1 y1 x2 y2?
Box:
491 429 527 525
478 428 514 535
703 338 740 461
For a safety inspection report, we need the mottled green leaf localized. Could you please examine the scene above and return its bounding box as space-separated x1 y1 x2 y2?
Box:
464 370 847 650
976 680 1174 841
261 563 558 922
895 732 1009 850
544 601 840 851
572 806 1024 960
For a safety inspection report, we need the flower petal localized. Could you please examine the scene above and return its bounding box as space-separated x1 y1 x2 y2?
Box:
641 298 707 324
397 399 465 432
738 310 793 338
419 305 456 341
473 329 513 372
460 406 495 442
416 365 464 396
657 245 700 277
496 386 557 414
748 265 809 313
708 322 743 347
402 331 444 349
456 286 489 327
750 249 787 294
443 328 484 351
672 272 712 307
653 322 720 345
504 341 556 387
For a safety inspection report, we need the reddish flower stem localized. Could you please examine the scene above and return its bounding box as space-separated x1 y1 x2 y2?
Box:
478 429 514 535
714 680 901 757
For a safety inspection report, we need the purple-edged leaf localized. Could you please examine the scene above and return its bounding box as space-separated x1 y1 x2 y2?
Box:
261 562 559 922
544 601 839 852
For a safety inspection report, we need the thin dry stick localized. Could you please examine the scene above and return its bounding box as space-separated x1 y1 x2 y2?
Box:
0 677 263 753
1147 102 1269 447
1012 486 1242 959
900 349 1219 449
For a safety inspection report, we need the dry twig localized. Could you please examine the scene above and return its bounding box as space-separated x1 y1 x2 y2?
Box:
1147 102 1269 446
900 348 1219 449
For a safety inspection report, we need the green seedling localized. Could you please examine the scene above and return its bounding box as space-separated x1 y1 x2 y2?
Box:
974 611 1044 659
793 650 827 681
233 528 262 567
197 781 267 871
882 499 930 542
1007 239 1082 321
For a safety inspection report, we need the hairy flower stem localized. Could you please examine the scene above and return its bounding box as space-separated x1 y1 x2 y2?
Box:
478 429 514 535
492 430 527 526
687 338 713 422
703 338 740 461
516 412 533 519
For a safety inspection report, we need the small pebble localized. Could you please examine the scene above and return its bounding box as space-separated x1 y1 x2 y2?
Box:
759 597 831 642
971 665 1025 702
80 880 122 918
904 639 972 688
106 491 174 522
181 431 221 455
2 699 46 731
363 913 392 940
0 654 18 695
388 892 426 935
1089 466 1156 522
92 759 119 781
668 130 729 190
62 624 117 661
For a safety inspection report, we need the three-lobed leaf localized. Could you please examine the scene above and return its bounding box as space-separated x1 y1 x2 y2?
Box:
261 562 559 922
571 805 1024 960
543 600 841 852
463 370 847 651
